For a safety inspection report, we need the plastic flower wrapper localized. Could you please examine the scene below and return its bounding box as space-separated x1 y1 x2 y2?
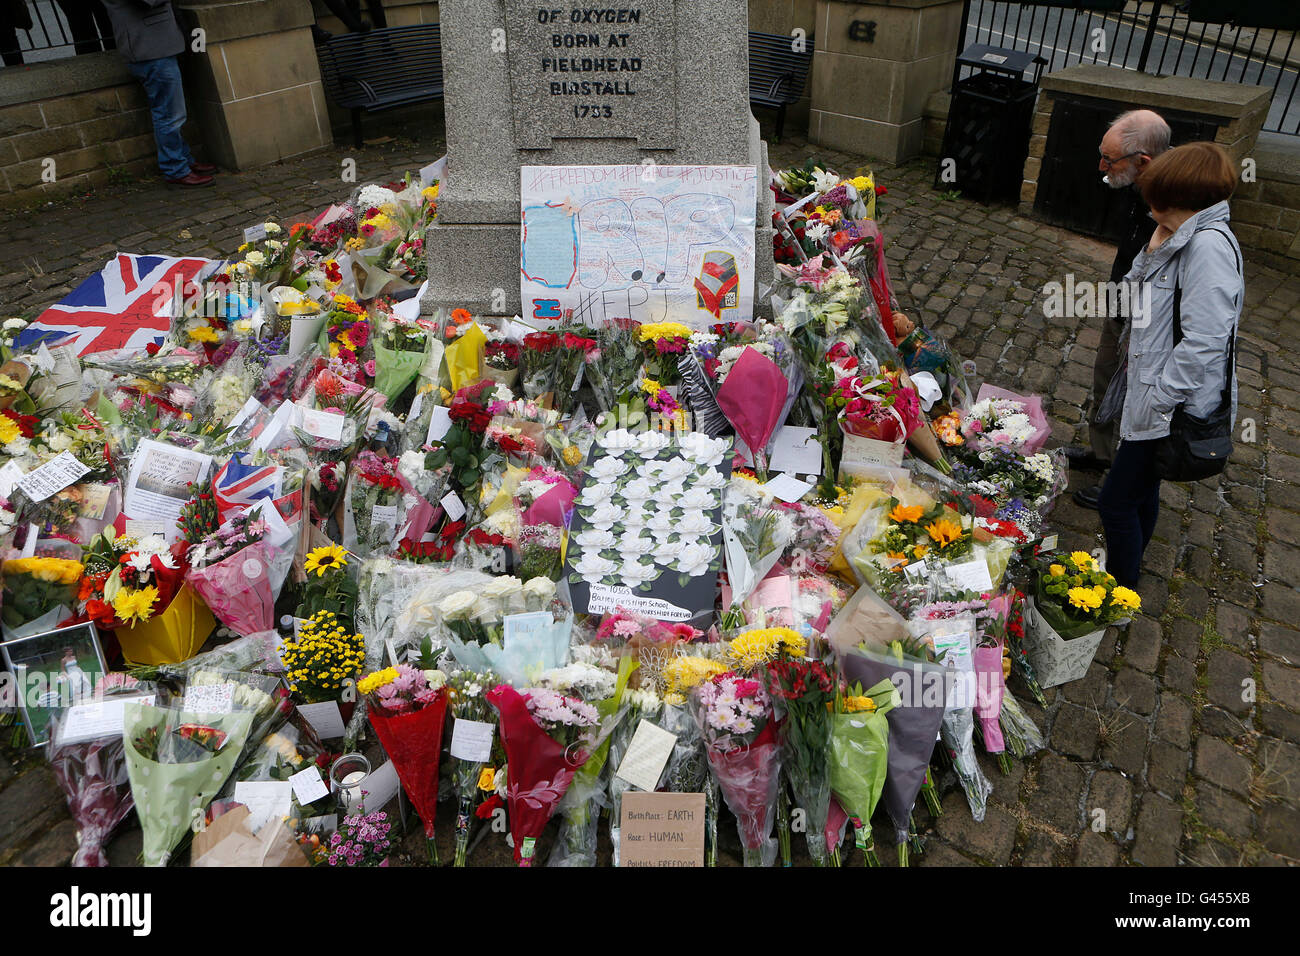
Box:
167 667 289 765
447 668 497 866
997 686 1045 761
585 319 644 413
371 306 435 404
973 592 1013 766
637 321 693 387
186 504 295 637
908 611 991 822
550 325 599 418
839 639 946 865
486 682 601 866
123 702 253 866
223 707 334 819
789 569 854 636
657 696 720 864
693 671 783 867
605 683 662 866
960 385 1051 455
361 664 450 861
341 449 407 557
480 614 574 686
546 654 635 866
828 678 897 865
46 682 156 867
766 658 837 865
517 329 560 403
718 476 796 629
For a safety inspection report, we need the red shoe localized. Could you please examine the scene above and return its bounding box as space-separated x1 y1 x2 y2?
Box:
191 162 217 174
166 172 214 187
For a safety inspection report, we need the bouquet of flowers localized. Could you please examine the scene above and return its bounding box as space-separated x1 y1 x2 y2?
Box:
371 304 433 404
325 809 393 866
186 506 291 637
46 684 155 866
298 544 359 631
637 321 693 388
719 477 796 629
960 387 1051 454
447 668 497 867
1037 551 1140 639
766 658 837 865
2 556 82 636
279 610 366 705
828 678 897 865
344 449 406 557
694 671 782 867
486 682 600 866
359 663 450 861
77 532 187 632
585 319 643 414
605 683 662 865
518 330 560 403
123 702 253 866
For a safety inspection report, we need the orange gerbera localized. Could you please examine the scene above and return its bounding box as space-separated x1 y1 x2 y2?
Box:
925 518 963 548
889 504 924 524
450 308 473 325
885 551 909 567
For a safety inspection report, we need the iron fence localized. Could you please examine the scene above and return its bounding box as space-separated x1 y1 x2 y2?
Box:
1 1 114 67
959 1 1300 134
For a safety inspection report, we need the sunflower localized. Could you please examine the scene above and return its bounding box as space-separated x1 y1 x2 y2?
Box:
925 518 963 549
304 544 348 577
888 503 924 524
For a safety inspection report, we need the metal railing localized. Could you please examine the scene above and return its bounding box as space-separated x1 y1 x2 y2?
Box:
959 1 1300 135
1 1 115 67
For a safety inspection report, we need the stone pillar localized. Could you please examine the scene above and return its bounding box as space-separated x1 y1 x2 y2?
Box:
424 0 774 319
809 0 963 163
176 0 333 171
1020 65 1274 215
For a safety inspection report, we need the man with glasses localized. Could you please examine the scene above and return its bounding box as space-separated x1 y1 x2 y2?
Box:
1066 109 1171 509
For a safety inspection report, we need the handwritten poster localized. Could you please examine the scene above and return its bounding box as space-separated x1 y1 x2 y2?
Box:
520 165 757 329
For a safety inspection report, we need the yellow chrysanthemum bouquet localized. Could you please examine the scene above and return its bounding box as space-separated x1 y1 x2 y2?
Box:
1038 550 1140 639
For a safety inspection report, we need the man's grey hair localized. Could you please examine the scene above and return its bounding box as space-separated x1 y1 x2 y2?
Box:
1110 110 1171 158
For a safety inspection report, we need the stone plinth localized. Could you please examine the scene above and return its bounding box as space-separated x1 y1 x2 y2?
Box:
809 0 963 163
176 0 332 171
424 0 774 318
1020 64 1274 213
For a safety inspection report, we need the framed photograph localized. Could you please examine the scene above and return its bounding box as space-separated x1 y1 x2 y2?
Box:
0 622 107 747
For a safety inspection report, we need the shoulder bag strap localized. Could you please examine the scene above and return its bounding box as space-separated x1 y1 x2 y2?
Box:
1172 223 1240 412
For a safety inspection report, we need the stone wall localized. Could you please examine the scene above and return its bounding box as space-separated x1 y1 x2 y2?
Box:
1232 132 1300 266
0 54 160 205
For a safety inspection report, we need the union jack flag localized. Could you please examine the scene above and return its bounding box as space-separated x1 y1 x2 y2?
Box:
17 253 215 356
213 455 283 523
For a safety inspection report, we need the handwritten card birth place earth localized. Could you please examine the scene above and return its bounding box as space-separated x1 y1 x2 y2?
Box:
566 429 731 623
619 791 705 868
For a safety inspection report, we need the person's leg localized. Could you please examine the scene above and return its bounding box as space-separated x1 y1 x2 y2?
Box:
128 56 193 179
1098 439 1160 586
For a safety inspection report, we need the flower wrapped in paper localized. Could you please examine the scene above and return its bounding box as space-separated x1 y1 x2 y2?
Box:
123 702 253 866
361 664 450 860
961 385 1052 455
486 682 598 866
766 658 837 865
186 505 295 637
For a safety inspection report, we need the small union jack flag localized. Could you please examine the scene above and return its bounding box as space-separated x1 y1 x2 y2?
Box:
213 455 283 523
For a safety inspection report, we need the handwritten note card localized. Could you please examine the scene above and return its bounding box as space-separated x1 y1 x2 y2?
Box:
614 719 678 792
16 452 90 502
619 791 705 868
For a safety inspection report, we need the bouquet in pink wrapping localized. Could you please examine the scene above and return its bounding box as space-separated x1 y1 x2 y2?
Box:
486 683 596 866
693 672 783 867
962 385 1051 454
186 508 292 636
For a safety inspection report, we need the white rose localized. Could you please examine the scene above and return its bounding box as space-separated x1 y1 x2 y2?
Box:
620 561 659 587
656 456 695 484
634 431 671 456
621 476 656 502
617 532 656 557
573 527 617 550
597 428 637 453
263 222 282 235
678 486 717 510
586 500 623 529
572 552 618 583
674 541 716 576
522 576 556 604
438 590 478 620
423 669 447 690
588 456 629 482
482 576 524 602
621 507 650 528
676 509 716 536
578 482 616 507
245 251 266 267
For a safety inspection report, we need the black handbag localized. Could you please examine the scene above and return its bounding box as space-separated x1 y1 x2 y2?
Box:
1152 229 1240 482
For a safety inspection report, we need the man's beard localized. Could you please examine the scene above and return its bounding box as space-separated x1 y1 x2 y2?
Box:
1105 166 1137 189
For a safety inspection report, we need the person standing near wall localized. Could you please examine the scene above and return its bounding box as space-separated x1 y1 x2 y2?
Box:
1066 109 1171 509
101 0 216 187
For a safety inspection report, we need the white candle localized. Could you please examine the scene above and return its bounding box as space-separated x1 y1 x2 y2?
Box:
336 770 367 810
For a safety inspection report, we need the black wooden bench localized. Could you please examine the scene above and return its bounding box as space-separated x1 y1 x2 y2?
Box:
748 31 814 140
315 24 444 148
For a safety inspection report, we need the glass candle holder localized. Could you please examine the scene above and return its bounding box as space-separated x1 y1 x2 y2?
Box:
330 753 371 814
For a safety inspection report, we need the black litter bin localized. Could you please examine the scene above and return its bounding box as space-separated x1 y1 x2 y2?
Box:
935 44 1046 204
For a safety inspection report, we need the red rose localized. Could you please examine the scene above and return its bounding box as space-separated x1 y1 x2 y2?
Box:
523 331 559 352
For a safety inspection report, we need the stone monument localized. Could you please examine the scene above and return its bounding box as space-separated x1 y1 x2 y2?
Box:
423 0 775 318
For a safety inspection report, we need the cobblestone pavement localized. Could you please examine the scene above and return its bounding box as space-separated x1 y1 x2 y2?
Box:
0 115 1296 867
